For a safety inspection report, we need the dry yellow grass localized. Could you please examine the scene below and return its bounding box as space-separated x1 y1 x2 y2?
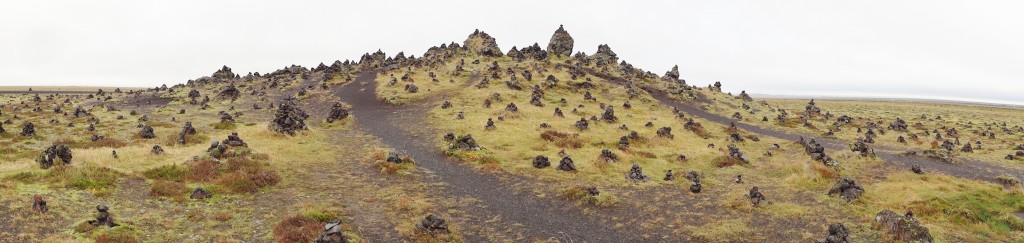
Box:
847 172 1024 241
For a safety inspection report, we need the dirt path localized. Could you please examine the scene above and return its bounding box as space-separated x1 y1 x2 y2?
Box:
333 71 645 242
589 69 1023 183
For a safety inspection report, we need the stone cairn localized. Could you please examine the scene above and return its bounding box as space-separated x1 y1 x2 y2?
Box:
749 187 767 207
269 98 309 135
827 177 864 202
416 214 450 236
179 121 197 144
139 125 156 139
314 221 349 243
88 205 117 228
873 210 933 242
190 186 212 200
625 163 650 182
37 144 72 169
546 25 574 57
815 223 850 243
326 102 349 123
32 195 48 213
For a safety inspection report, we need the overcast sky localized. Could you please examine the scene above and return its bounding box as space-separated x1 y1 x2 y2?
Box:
2 1 1022 104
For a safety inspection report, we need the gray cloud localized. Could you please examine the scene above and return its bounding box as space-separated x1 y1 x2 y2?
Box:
1 0 1021 104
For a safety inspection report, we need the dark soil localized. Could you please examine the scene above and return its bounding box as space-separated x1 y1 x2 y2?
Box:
333 71 647 241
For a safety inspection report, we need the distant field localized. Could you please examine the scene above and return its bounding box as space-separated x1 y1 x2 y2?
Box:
760 96 1024 110
0 86 143 93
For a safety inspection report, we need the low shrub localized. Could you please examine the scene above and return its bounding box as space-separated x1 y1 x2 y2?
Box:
540 130 585 148
149 180 186 198
143 165 189 182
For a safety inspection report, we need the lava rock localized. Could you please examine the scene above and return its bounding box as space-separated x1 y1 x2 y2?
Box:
88 205 117 228
546 25 574 57
625 163 650 182
139 125 156 139
873 210 933 242
532 155 550 169
416 214 450 236
32 195 48 213
463 29 503 57
749 187 767 207
223 132 247 147
21 122 35 136
451 134 481 150
557 156 577 171
190 187 212 200
269 98 309 135
151 145 164 155
815 223 850 243
314 221 349 243
827 177 864 202
37 144 72 169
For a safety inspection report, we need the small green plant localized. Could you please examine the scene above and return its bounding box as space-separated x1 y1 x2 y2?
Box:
301 207 338 222
560 186 618 207
143 165 189 182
